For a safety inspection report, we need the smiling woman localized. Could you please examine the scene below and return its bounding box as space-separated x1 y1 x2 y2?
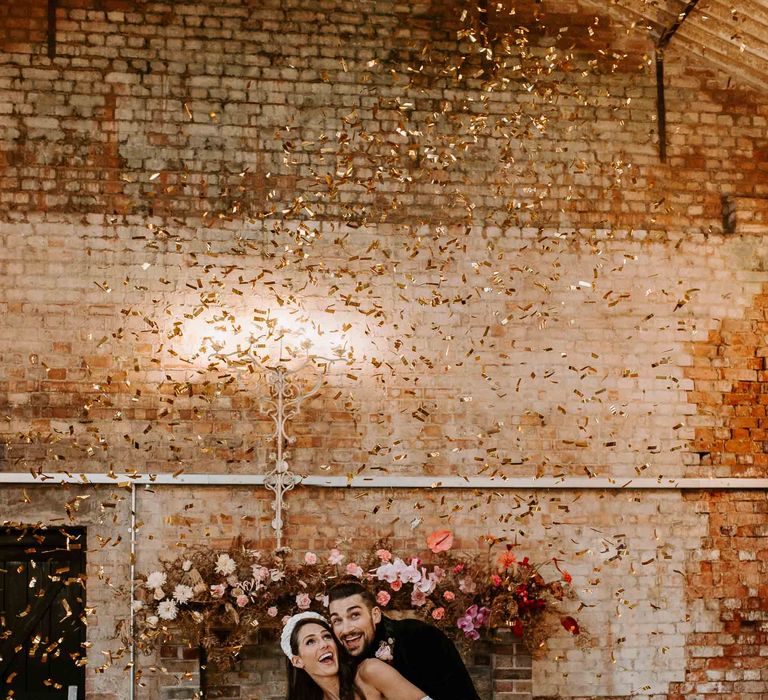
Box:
283 613 432 700
284 614 360 700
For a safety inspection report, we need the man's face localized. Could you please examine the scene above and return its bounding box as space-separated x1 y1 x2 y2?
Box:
328 594 381 657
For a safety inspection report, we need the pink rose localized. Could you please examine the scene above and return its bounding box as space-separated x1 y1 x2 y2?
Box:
376 549 392 562
236 594 249 608
376 590 391 607
296 593 312 610
304 552 318 565
491 574 502 587
432 607 445 620
267 606 278 617
443 590 455 602
210 584 226 598
390 580 402 592
410 588 427 607
346 562 364 578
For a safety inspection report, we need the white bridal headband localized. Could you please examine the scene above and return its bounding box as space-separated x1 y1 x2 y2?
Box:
280 611 327 658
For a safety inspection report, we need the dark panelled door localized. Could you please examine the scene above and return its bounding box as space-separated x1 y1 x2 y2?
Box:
0 528 86 700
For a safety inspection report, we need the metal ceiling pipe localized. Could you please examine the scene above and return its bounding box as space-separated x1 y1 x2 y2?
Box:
656 0 702 162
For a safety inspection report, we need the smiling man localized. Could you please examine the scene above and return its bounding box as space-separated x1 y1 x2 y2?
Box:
327 581 481 700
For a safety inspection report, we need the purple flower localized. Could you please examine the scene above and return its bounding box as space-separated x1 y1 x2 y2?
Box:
457 604 490 639
475 606 491 626
457 614 475 634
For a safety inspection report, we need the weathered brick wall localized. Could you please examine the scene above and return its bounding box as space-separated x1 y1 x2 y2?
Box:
0 0 766 229
2 1 768 699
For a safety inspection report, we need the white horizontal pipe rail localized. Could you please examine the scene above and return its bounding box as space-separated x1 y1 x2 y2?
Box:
1 472 767 489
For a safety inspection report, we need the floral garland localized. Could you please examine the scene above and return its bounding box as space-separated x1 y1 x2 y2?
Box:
133 531 579 668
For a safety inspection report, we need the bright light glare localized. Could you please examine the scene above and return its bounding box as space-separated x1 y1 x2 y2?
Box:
169 303 367 370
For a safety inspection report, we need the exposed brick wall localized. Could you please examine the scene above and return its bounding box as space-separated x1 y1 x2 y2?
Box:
686 285 768 477
669 492 768 700
0 0 766 228
3 1 768 699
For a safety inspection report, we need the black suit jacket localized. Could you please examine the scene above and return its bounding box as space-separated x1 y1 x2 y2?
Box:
365 615 481 700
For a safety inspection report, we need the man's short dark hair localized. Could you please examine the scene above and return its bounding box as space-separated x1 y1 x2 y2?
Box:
327 579 377 609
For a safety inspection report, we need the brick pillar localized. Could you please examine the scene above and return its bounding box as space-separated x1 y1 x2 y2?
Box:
490 630 533 700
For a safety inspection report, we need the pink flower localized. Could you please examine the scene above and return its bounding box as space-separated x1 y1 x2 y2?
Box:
410 588 427 607
304 552 318 565
475 606 491 626
251 565 270 583
426 529 454 553
390 580 402 592
375 561 399 583
457 604 490 639
375 640 394 662
376 590 391 606
491 574 502 587
453 564 464 574
415 569 437 594
432 607 445 620
296 593 312 610
328 548 345 566
267 606 278 617
236 594 249 608
210 584 226 598
376 548 392 562
346 562 364 578
281 615 291 626
443 590 455 602
399 560 422 584
457 614 475 635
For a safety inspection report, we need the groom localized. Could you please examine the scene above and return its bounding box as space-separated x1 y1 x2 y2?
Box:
327 581 481 700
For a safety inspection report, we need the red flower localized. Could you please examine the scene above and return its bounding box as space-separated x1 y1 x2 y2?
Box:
562 570 572 584
561 616 580 635
512 619 524 637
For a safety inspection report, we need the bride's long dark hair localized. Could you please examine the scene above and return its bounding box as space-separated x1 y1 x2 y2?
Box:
285 617 365 700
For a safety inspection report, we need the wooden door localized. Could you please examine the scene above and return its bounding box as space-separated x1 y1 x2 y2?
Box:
0 527 86 700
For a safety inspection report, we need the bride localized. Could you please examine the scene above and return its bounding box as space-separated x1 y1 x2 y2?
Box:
283 612 432 700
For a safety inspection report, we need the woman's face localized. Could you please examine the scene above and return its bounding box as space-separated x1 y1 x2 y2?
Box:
292 622 339 677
